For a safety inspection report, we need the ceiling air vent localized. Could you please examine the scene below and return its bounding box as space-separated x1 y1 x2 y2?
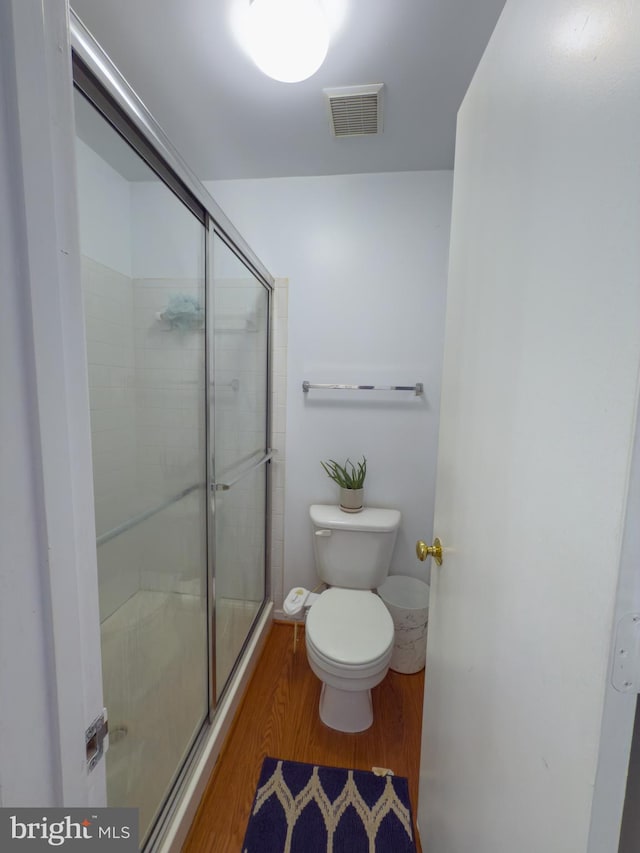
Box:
323 84 384 138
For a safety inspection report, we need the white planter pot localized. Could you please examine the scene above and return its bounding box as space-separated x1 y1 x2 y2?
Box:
339 487 364 513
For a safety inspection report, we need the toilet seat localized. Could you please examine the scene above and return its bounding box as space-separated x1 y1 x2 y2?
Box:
306 635 392 683
306 588 394 667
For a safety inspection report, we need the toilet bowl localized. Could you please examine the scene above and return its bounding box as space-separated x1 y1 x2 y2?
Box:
305 588 394 732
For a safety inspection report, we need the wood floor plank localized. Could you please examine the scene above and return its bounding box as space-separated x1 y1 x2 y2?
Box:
182 623 425 852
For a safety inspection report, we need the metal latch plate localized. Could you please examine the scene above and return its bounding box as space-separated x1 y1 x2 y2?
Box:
85 709 109 772
612 614 640 693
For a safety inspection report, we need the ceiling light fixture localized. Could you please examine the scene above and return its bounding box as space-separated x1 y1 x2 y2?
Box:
236 0 331 83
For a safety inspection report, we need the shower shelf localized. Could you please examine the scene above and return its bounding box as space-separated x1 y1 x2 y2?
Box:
302 381 424 395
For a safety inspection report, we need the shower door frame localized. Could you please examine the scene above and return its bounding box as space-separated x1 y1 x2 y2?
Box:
71 8 274 846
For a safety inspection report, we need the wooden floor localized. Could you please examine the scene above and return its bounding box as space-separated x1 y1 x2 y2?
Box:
182 622 425 852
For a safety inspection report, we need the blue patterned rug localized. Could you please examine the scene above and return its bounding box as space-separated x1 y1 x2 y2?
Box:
242 757 417 852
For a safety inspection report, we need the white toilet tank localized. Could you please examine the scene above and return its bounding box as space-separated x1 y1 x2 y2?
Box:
310 504 401 589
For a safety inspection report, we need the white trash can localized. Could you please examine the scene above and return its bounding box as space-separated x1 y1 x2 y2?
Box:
378 575 430 674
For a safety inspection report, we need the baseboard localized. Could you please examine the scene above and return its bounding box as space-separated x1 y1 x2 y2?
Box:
273 611 305 625
415 819 423 852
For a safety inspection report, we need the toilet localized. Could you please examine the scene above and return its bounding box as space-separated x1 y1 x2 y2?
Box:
290 503 401 733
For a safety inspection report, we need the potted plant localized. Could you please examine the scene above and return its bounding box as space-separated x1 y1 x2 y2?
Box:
321 456 367 513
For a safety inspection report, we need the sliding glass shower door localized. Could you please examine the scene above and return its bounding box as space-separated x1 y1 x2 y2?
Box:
73 51 273 844
211 235 270 698
74 89 209 843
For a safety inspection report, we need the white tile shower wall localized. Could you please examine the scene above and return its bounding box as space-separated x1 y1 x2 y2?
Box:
214 277 269 602
133 277 207 594
214 474 265 603
81 255 139 620
214 278 269 467
76 136 143 622
207 172 453 603
81 159 282 611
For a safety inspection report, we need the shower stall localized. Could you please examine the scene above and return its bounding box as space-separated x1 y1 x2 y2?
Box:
71 15 273 847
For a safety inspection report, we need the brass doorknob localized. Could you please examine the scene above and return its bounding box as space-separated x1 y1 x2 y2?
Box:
416 538 443 566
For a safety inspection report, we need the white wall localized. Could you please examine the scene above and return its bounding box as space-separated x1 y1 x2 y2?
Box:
2 0 107 806
208 172 452 607
131 182 202 280
0 6 58 802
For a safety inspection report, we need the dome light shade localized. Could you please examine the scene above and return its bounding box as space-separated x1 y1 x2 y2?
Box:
241 0 330 83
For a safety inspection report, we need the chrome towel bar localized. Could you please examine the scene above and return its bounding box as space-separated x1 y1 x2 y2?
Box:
96 482 204 547
302 381 424 395
212 449 276 491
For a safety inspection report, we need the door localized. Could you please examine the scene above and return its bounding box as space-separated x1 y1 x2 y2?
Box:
417 2 640 852
210 233 271 699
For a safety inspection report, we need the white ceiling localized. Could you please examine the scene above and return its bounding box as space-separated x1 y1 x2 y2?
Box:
70 0 506 182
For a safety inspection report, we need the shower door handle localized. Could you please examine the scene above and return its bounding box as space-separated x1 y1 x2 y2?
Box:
211 449 276 491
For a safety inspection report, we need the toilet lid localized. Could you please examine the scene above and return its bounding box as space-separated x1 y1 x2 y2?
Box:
306 588 394 666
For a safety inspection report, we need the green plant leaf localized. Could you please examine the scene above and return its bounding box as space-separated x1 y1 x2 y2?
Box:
321 455 367 489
